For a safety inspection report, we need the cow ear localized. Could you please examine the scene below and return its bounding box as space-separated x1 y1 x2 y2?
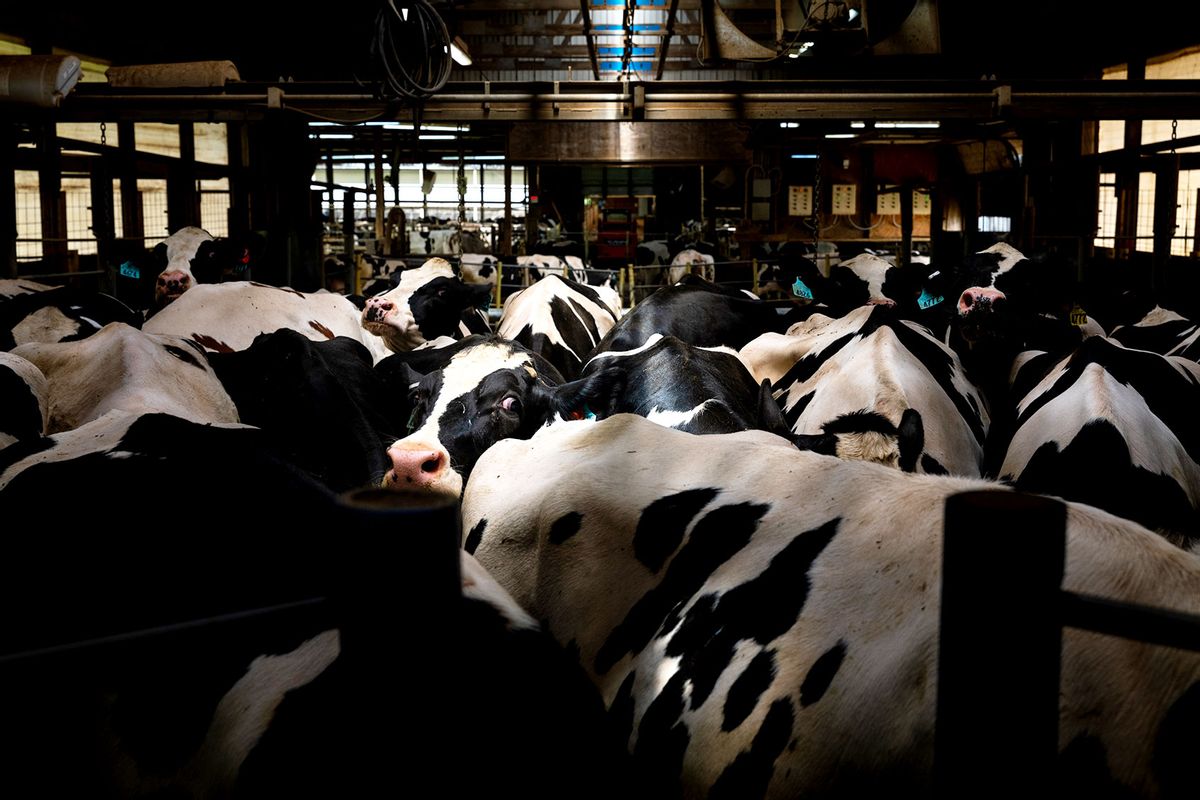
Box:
897 408 925 473
755 379 794 438
152 242 169 263
786 432 840 455
547 366 626 420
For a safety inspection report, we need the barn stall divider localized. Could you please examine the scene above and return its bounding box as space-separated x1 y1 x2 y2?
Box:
935 490 1200 799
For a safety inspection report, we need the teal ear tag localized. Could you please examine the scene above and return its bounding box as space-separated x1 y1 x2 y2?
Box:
917 289 944 310
119 261 141 279
792 277 814 300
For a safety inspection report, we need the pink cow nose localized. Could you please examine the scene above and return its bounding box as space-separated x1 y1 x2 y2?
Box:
365 297 394 321
957 287 1006 315
386 443 449 488
158 270 191 293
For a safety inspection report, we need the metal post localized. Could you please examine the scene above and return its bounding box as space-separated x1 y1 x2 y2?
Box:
166 122 198 232
899 179 913 269
89 157 115 292
935 490 1066 800
373 129 385 251
502 161 513 256
118 122 144 242
38 122 66 273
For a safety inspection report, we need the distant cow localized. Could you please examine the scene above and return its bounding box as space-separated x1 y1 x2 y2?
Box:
740 305 990 476
997 334 1200 546
141 226 264 312
497 274 618 380
361 258 492 353
461 413 1200 799
0 279 53 301
592 280 791 355
1110 305 1200 362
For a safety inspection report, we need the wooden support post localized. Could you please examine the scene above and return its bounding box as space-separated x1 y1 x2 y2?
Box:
935 490 1066 800
0 124 16 278
118 122 144 242
38 122 67 273
225 121 251 236
373 129 385 251
167 122 198 232
1152 156 1179 290
89 156 115 291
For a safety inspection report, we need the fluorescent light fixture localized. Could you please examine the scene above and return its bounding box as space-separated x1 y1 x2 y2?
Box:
825 133 857 139
874 121 941 129
419 134 456 140
791 153 819 160
798 41 814 53
848 8 859 21
315 133 353 139
779 122 799 128
401 6 409 21
450 36 472 66
850 121 866 128
441 154 505 161
978 215 1012 233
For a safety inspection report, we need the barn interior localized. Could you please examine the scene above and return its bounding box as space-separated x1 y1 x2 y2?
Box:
5 3 1200 797
4 1 1200 316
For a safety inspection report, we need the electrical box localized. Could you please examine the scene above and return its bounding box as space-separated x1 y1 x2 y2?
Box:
830 184 857 215
913 190 932 215
752 178 772 198
751 201 772 221
788 185 813 216
876 185 901 215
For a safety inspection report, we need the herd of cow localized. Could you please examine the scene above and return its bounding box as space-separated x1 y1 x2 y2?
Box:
2 225 1200 798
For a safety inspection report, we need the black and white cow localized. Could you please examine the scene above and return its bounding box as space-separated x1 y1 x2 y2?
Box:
461 413 1200 799
0 286 143 352
1110 305 1200 362
0 408 635 795
739 305 990 476
666 248 717 285
580 333 800 440
11 322 238 434
0 279 53 301
136 226 264 312
361 258 492 353
0 352 47 449
592 281 791 356
144 281 393 364
208 330 408 493
996 335 1200 546
497 274 619 380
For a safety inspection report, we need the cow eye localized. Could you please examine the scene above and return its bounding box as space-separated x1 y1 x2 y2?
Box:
499 396 521 414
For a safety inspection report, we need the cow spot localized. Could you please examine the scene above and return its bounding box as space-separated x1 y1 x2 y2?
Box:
308 320 336 339
464 518 488 555
161 344 205 369
665 518 841 711
191 333 235 353
549 511 584 544
709 697 795 800
722 649 776 732
633 670 691 796
594 502 768 676
921 453 948 475
608 670 638 747
799 640 846 707
633 487 722 573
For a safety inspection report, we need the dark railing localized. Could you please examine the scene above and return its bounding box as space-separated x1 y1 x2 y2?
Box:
935 490 1200 799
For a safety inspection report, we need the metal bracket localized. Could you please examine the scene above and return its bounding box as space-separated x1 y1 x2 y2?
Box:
993 85 1012 116
633 83 645 121
483 80 491 115
553 80 560 115
266 86 283 110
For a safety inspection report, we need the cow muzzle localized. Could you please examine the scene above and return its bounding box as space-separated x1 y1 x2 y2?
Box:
957 287 1006 316
363 297 395 325
382 441 461 497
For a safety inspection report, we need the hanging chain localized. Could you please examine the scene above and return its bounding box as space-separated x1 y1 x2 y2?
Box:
810 152 823 252
457 151 467 222
100 122 107 147
1171 118 1178 155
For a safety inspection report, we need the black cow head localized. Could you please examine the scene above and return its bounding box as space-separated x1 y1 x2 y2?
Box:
381 338 619 499
362 259 494 353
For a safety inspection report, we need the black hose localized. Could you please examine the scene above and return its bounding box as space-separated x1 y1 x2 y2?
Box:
369 0 453 101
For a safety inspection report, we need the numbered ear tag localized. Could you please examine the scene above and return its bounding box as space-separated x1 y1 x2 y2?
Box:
792 277 814 300
1070 305 1088 326
917 289 944 310
119 262 140 279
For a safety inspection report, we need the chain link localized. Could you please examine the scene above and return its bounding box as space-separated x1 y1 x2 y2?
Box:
457 152 467 222
810 152 823 252
1171 119 1178 155
100 122 107 147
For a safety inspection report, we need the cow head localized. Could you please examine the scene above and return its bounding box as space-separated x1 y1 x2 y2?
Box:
361 258 493 352
381 338 619 499
151 227 265 310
